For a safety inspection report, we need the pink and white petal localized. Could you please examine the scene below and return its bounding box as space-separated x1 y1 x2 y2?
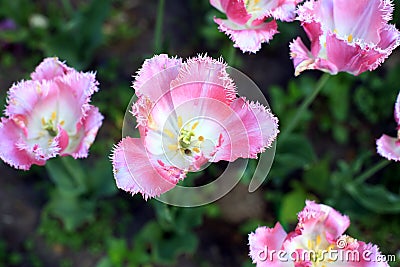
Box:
30 57 74 81
210 0 224 13
302 22 323 57
377 23 400 51
5 80 52 118
62 105 104 158
290 37 317 76
267 0 302 22
170 54 237 104
376 134 400 161
133 54 182 97
214 18 278 53
248 223 290 267
213 97 278 162
325 33 385 75
394 91 400 124
217 0 251 25
111 137 186 200
0 118 45 170
297 200 350 241
331 0 389 43
351 241 390 267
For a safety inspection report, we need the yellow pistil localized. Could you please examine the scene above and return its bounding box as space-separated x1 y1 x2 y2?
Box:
192 147 200 153
198 136 204 141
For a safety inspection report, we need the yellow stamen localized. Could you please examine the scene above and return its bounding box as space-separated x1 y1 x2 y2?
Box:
164 129 175 138
168 144 178 151
316 235 321 246
147 115 157 130
41 117 46 126
333 29 338 34
308 239 313 249
198 136 204 141
192 147 200 153
60 120 65 126
51 111 57 121
191 121 199 130
177 116 183 129
348 34 353 42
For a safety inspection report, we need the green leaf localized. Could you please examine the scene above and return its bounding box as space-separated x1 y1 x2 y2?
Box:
345 183 400 214
279 188 308 227
303 160 330 195
46 189 95 231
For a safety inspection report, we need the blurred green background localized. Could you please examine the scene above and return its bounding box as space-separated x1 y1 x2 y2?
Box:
0 0 399 266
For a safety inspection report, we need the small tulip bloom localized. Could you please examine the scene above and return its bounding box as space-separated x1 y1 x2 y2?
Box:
211 0 302 53
290 0 400 76
377 91 400 161
249 201 389 267
0 57 103 170
111 54 279 199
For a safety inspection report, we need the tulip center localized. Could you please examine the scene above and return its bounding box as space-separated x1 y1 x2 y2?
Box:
244 0 261 13
41 111 64 137
176 118 204 157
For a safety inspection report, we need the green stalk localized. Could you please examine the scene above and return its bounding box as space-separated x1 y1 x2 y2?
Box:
154 0 165 53
280 73 330 142
354 160 390 184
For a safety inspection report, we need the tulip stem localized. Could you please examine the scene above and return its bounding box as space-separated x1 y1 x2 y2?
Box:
154 0 165 53
354 159 390 184
280 73 330 142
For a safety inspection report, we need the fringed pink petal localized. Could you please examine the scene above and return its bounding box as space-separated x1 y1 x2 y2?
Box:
290 37 316 76
248 223 288 267
212 97 279 162
111 137 186 200
267 0 302 22
5 80 52 117
214 18 278 53
217 0 251 25
62 105 104 158
297 200 350 242
31 57 74 81
0 118 45 170
325 33 386 75
170 54 237 104
376 134 400 161
351 241 390 267
132 54 182 96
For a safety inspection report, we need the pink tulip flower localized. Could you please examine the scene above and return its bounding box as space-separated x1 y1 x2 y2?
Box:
111 54 279 199
211 0 302 53
290 0 400 76
249 201 389 267
0 57 103 170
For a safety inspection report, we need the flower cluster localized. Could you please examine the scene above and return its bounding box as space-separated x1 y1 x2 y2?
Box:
249 200 389 267
211 0 302 53
111 54 279 199
0 57 103 170
290 0 400 76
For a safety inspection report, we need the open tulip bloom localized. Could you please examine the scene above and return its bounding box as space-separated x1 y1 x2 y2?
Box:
0 57 103 170
111 54 279 199
377 91 400 161
249 200 389 267
290 0 400 76
211 0 302 53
